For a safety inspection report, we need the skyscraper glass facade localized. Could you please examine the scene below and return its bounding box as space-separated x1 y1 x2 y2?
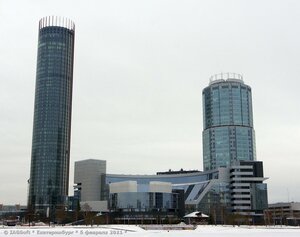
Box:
28 17 75 213
202 74 256 171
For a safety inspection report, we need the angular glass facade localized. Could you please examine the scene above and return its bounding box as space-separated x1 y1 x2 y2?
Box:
202 74 256 171
28 17 75 213
105 171 219 206
195 182 231 223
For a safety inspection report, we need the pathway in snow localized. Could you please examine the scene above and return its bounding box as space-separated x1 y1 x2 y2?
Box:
1 225 300 236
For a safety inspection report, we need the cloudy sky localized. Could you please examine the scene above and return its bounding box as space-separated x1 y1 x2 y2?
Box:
1 0 300 205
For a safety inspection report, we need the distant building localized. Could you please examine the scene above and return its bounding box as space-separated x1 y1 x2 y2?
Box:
0 204 26 219
265 202 300 225
202 73 256 171
28 16 75 214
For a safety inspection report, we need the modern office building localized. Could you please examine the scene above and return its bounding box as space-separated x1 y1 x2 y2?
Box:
229 161 268 217
28 16 75 214
72 73 268 224
73 159 268 224
202 73 256 171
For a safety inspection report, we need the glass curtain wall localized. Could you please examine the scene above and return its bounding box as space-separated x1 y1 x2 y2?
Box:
202 75 256 171
28 17 75 214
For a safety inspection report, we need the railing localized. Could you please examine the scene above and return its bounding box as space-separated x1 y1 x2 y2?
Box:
39 16 75 31
209 72 243 85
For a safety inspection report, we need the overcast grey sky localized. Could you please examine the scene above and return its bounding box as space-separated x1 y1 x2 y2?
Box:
1 0 300 205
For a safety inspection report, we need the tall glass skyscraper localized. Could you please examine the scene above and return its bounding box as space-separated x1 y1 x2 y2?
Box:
202 73 256 171
28 17 75 214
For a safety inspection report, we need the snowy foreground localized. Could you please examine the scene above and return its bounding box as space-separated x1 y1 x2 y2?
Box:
1 225 300 237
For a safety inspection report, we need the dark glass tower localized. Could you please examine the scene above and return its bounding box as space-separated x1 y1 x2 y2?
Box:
202 73 256 171
28 16 75 213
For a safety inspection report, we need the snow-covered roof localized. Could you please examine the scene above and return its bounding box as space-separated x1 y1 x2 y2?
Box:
184 211 209 218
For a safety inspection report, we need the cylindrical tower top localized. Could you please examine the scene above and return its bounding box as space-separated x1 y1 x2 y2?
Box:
203 73 256 171
39 16 75 31
209 72 243 85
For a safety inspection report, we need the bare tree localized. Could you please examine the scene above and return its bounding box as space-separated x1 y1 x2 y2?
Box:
81 203 93 225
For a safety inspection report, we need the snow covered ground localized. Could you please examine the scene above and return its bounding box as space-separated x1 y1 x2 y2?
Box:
1 225 300 236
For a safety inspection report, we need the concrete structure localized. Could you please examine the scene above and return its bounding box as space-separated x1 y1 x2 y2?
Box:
109 181 172 194
149 182 172 193
28 16 75 214
74 159 107 211
265 202 300 225
202 73 256 171
229 161 268 219
109 181 137 193
74 159 106 202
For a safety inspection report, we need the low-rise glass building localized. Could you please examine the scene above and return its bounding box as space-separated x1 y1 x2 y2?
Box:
108 181 183 223
73 159 268 224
